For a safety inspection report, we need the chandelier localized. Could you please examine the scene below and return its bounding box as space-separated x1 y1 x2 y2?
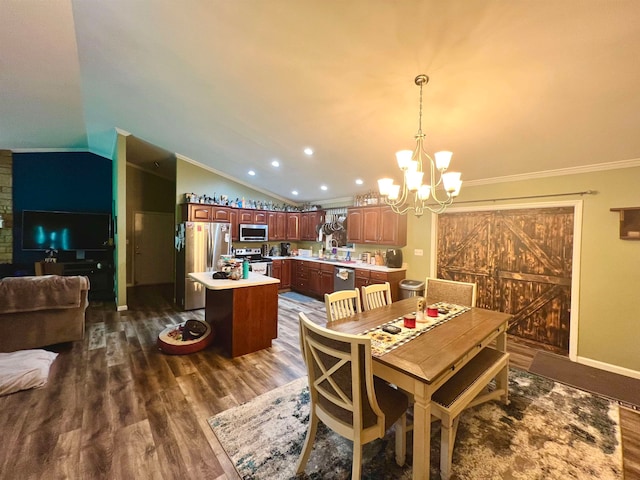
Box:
378 74 462 217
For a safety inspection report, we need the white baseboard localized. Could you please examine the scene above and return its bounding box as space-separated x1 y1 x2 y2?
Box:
117 304 128 311
576 355 640 380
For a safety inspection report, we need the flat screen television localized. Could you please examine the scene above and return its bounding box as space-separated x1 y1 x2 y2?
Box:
22 210 112 252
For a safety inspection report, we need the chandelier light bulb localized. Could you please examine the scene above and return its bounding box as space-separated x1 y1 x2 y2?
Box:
451 180 463 197
435 151 453 171
388 184 401 200
418 184 431 201
396 150 413 170
406 170 424 191
378 178 394 196
442 171 462 193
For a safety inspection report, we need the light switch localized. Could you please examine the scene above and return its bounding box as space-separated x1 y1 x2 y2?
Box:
414 249 423 256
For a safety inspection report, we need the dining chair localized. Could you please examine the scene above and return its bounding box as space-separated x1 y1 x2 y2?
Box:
296 312 410 478
361 282 392 311
324 289 362 323
425 277 477 307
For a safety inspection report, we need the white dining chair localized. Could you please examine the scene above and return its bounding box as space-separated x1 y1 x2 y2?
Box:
296 312 410 478
425 277 477 307
324 289 362 323
361 282 392 311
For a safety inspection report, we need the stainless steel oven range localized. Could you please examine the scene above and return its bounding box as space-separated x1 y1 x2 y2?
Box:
234 247 273 276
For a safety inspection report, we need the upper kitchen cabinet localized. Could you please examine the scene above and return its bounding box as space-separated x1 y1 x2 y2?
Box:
287 212 300 240
182 203 213 222
239 209 267 225
347 205 407 246
267 211 287 241
300 210 325 241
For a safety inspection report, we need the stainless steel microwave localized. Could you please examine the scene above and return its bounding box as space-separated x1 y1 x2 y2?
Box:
239 224 269 242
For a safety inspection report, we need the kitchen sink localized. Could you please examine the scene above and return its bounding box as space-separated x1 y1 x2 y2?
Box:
316 258 356 264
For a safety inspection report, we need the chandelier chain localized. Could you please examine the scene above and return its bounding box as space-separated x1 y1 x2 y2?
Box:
418 79 423 136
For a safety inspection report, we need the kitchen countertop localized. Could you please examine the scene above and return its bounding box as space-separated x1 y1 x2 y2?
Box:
266 256 406 273
189 271 280 290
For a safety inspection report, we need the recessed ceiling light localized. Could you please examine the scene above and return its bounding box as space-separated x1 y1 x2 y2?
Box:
291 190 299 196
271 160 280 167
320 185 328 191
355 179 363 185
304 147 313 156
248 170 256 176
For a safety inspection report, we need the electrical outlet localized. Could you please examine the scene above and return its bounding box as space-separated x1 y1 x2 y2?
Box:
414 249 423 256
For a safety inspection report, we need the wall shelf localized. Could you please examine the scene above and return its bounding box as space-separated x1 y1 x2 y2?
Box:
610 207 640 240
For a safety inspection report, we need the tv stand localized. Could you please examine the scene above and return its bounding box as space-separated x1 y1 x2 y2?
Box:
36 260 114 301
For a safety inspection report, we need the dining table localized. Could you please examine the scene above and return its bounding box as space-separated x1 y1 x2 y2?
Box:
326 296 512 480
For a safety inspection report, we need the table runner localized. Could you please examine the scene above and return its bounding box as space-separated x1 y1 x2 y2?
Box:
362 302 470 357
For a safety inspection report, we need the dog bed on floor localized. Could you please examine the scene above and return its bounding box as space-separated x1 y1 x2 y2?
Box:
0 349 58 396
158 320 214 355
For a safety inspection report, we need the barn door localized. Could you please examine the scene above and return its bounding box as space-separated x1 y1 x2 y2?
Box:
437 207 574 353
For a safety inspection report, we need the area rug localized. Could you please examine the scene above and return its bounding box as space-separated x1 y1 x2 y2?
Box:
279 291 318 304
209 370 622 480
529 350 640 409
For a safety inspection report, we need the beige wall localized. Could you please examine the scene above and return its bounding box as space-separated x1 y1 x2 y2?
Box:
176 159 287 213
404 166 640 374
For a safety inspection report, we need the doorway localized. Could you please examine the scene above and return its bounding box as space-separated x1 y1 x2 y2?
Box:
436 204 579 355
133 211 174 286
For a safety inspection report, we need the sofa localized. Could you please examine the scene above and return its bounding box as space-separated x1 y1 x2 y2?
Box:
0 275 90 352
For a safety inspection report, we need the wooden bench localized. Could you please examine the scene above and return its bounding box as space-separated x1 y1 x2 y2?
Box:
431 347 510 480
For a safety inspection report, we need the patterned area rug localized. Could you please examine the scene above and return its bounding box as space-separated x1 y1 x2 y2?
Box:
209 369 622 480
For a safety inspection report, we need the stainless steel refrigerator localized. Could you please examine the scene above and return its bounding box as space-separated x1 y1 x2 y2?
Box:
176 222 231 310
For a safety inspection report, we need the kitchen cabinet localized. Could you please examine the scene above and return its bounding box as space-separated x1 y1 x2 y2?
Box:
346 208 364 243
290 259 405 301
347 205 407 246
287 213 300 240
292 260 308 293
271 259 291 289
238 209 267 225
307 262 321 296
319 263 334 297
182 204 306 242
267 211 288 241
281 259 291 288
355 268 371 293
182 204 238 240
300 211 324 241
182 204 212 222
354 268 406 304
211 206 232 222
291 259 323 297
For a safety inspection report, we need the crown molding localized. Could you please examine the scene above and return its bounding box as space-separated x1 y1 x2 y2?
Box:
465 158 640 187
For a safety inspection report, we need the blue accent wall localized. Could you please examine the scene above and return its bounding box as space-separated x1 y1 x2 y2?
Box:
12 152 113 264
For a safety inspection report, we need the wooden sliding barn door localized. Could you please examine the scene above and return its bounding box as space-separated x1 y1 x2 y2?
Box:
437 207 574 353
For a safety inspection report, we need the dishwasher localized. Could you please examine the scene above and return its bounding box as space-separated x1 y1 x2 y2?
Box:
333 266 355 291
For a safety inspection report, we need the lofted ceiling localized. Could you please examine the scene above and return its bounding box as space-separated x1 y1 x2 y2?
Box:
2 0 640 203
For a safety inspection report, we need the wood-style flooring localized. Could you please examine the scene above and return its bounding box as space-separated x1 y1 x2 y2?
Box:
0 285 638 480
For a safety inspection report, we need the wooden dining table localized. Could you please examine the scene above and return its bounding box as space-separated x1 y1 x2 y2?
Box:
326 297 512 480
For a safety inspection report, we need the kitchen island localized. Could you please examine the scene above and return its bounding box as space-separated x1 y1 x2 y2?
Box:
189 271 280 357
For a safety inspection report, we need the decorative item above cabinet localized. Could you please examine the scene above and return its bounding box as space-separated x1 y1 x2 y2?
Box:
610 207 640 240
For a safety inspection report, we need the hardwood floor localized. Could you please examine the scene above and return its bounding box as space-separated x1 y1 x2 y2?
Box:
0 285 637 479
